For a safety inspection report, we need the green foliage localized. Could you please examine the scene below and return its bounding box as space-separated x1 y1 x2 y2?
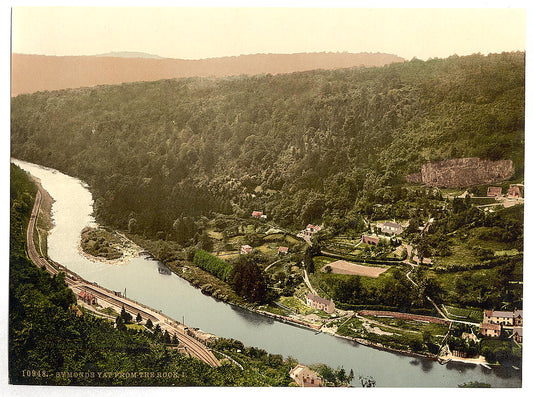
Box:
193 250 233 281
8 168 321 386
317 268 417 311
11 52 524 240
230 255 268 303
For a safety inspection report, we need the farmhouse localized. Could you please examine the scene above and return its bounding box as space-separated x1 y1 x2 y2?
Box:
480 322 501 338
507 184 523 199
278 246 289 255
303 224 322 236
487 186 502 197
306 293 335 314
483 310 517 326
289 364 323 387
362 234 379 245
381 221 403 235
240 245 253 255
78 290 97 305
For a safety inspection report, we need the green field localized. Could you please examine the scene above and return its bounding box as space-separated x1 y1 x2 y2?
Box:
362 315 449 336
443 305 483 323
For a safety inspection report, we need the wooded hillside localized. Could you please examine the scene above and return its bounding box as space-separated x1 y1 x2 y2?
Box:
11 52 524 241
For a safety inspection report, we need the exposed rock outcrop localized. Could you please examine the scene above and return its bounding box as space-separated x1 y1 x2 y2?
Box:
406 157 514 188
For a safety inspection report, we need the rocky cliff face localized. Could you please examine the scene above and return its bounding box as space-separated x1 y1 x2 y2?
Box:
406 157 514 188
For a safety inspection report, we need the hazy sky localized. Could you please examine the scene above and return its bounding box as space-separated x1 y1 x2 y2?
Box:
11 5 527 61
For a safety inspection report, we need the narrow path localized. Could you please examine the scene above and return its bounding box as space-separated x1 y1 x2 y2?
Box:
264 257 284 272
302 269 317 295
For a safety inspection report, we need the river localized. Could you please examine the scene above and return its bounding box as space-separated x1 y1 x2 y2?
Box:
12 159 521 387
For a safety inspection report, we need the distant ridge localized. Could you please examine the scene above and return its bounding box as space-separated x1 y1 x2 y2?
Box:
93 51 166 59
11 52 405 96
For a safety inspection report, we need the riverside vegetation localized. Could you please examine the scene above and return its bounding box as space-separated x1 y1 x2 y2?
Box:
10 164 355 386
11 52 523 366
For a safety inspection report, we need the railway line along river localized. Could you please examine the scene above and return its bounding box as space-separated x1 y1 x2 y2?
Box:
12 159 521 387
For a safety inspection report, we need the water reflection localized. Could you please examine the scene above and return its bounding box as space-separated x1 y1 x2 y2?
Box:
229 304 276 326
157 262 171 275
420 358 434 372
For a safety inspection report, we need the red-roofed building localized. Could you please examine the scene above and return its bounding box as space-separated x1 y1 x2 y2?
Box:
303 224 322 237
362 235 379 245
278 246 289 255
252 211 263 218
480 322 501 338
78 290 97 305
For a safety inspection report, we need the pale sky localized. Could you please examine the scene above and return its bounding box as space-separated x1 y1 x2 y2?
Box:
11 5 527 61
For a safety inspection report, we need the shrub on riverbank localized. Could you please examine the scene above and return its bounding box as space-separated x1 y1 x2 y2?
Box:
193 249 233 281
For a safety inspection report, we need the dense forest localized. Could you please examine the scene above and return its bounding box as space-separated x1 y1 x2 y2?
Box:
8 164 310 386
11 52 525 241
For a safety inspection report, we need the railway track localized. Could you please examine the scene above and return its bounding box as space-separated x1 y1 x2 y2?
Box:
25 187 220 367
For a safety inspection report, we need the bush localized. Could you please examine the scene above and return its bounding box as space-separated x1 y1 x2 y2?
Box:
193 250 233 281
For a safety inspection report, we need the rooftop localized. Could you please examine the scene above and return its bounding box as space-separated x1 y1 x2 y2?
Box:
306 293 333 306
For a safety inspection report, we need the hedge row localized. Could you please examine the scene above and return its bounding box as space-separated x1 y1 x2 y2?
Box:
193 250 233 282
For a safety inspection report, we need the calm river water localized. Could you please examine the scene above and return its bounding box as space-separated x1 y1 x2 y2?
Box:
13 159 521 387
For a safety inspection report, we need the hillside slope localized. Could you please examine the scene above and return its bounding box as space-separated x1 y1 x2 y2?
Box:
11 52 404 96
11 52 524 239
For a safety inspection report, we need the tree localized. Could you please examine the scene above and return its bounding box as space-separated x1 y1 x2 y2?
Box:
115 315 127 332
172 333 179 345
136 312 142 323
231 259 268 303
145 318 153 329
120 306 132 323
303 248 315 274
